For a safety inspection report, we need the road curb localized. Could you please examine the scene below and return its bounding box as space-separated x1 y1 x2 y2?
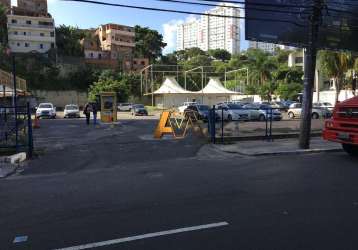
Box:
212 144 343 156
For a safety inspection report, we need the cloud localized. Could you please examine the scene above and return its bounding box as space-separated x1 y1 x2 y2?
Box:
162 15 197 55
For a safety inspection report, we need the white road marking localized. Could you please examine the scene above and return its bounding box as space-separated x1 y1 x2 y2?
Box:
54 221 229 250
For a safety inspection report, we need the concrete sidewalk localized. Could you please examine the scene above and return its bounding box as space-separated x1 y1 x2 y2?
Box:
213 137 342 156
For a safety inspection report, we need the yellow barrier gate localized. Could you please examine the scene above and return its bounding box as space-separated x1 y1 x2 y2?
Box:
154 110 205 139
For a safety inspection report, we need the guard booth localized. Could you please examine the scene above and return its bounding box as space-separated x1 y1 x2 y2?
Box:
100 92 117 123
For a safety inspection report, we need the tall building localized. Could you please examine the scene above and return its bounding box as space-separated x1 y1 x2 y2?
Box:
176 3 240 54
249 41 293 54
7 14 55 53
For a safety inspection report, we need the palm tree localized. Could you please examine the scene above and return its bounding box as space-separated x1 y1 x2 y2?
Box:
318 50 353 103
246 49 277 85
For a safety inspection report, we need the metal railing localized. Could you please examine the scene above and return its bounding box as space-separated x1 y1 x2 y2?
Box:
0 103 33 157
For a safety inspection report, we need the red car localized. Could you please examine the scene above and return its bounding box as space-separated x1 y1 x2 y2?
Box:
323 96 358 156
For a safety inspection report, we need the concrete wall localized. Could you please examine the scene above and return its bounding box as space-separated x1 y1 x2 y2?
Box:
32 90 88 109
314 90 357 104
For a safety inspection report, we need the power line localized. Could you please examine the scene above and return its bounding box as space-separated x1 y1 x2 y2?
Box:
156 0 312 15
62 0 306 26
194 0 313 9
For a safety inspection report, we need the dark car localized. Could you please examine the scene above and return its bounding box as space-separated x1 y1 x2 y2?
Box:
132 104 148 116
184 104 210 121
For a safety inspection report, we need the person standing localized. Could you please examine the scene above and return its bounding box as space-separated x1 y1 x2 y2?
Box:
83 103 91 125
92 103 98 125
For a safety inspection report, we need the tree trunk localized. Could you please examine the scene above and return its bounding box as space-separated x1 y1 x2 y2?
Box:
335 78 340 104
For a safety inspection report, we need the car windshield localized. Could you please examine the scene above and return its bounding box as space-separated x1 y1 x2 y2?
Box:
65 105 78 110
227 104 242 109
135 104 144 108
197 105 209 111
39 104 52 109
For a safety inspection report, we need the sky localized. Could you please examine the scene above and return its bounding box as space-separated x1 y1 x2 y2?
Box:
11 0 249 54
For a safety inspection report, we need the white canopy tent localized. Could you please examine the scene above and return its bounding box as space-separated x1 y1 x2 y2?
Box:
153 77 242 108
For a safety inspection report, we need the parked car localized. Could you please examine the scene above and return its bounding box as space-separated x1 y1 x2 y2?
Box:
184 104 210 121
132 104 148 116
287 103 331 119
215 103 250 121
313 102 334 111
270 101 288 110
243 103 282 121
64 104 80 118
178 102 197 113
36 103 56 119
118 103 133 112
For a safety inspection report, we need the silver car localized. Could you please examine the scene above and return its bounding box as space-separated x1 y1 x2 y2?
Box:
243 103 282 121
215 103 250 121
287 103 331 119
118 103 133 112
64 104 80 118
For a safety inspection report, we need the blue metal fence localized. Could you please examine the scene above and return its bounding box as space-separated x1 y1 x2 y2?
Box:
0 103 33 157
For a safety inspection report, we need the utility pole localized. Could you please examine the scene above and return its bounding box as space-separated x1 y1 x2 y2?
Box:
299 0 323 149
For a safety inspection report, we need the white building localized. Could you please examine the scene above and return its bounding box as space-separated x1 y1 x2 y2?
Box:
249 41 293 54
176 4 240 54
7 14 55 53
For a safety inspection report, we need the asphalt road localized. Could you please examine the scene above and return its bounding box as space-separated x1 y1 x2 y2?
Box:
1 119 358 250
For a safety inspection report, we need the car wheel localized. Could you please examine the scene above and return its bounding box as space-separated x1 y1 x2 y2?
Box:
342 144 358 157
259 114 265 121
288 112 295 119
227 115 232 121
312 113 319 119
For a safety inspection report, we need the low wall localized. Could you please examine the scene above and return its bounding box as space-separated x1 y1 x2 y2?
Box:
31 90 88 109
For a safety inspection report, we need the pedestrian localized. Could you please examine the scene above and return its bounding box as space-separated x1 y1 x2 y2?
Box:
92 103 98 125
83 103 91 125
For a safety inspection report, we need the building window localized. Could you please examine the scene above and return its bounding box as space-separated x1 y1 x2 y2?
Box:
12 19 17 24
25 43 29 47
26 20 31 24
133 61 137 65
40 33 44 36
51 43 55 48
141 61 145 65
17 43 20 47
40 44 44 49
14 31 18 35
23 32 26 35
50 32 54 37
98 54 102 59
90 53 93 58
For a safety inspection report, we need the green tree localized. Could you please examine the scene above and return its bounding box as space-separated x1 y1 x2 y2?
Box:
56 25 87 57
245 84 259 95
258 82 277 101
246 49 277 85
208 49 231 62
276 82 303 101
88 70 129 102
134 26 166 63
319 50 353 103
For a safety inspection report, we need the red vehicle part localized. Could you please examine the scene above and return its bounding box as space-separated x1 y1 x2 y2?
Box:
322 96 358 156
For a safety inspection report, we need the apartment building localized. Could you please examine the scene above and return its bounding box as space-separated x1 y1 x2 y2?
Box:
82 23 148 72
176 3 240 54
96 23 135 60
16 0 47 16
7 14 55 53
249 41 293 54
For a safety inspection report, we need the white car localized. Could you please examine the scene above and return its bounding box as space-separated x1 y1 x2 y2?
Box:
178 102 197 113
36 103 56 119
118 103 133 112
64 104 80 118
288 103 332 119
215 103 250 121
